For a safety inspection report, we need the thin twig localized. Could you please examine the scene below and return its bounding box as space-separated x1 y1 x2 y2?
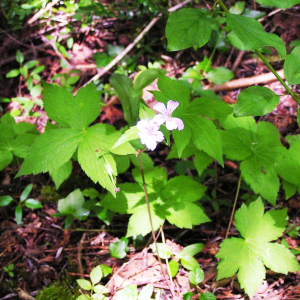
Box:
77 232 86 278
84 0 194 86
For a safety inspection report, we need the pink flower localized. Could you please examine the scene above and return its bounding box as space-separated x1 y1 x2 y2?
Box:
137 119 164 151
153 100 184 131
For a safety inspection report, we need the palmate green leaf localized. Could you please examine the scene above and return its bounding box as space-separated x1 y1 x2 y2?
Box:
226 14 286 59
255 0 299 8
17 129 84 177
50 160 72 189
221 119 284 205
183 115 223 165
284 45 300 85
112 126 139 149
217 198 299 299
42 82 101 129
101 175 209 237
234 86 279 117
166 8 212 51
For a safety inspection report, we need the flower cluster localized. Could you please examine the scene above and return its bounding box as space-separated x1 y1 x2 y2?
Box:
136 100 184 151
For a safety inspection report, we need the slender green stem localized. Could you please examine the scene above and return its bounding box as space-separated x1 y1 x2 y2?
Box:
256 50 300 105
225 174 242 239
137 152 173 294
218 0 229 13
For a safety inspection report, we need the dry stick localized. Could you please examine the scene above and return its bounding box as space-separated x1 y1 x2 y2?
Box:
77 232 86 279
84 0 194 86
225 174 242 239
27 0 60 24
204 69 285 92
137 153 174 297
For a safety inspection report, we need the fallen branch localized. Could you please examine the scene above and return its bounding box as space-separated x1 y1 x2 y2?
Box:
84 0 194 86
27 0 60 24
204 69 285 92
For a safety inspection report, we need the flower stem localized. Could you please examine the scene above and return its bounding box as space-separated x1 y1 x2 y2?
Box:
225 174 242 239
137 151 173 294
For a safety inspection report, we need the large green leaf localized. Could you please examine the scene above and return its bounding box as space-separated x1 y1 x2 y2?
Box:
217 198 299 299
17 129 84 176
43 82 101 129
234 86 279 117
255 0 299 8
226 13 286 59
221 120 284 205
284 45 300 85
184 115 223 165
166 8 212 51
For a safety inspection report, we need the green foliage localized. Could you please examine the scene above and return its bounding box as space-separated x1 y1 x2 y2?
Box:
76 265 110 300
1 183 42 225
166 8 212 51
233 86 279 117
57 189 90 228
217 198 299 298
110 68 164 125
254 0 299 8
3 264 14 277
0 113 38 171
109 237 129 258
101 167 210 237
226 13 286 59
189 265 204 285
284 45 300 85
17 82 135 196
220 115 300 205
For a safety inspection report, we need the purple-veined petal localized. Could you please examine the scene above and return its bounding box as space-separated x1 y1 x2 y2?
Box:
165 117 184 131
137 118 165 151
167 100 179 113
153 102 167 114
153 114 166 125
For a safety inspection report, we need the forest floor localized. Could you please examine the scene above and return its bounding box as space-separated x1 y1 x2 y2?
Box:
0 1 300 299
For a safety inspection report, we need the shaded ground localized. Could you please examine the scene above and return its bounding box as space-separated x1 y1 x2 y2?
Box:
1 1 300 299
